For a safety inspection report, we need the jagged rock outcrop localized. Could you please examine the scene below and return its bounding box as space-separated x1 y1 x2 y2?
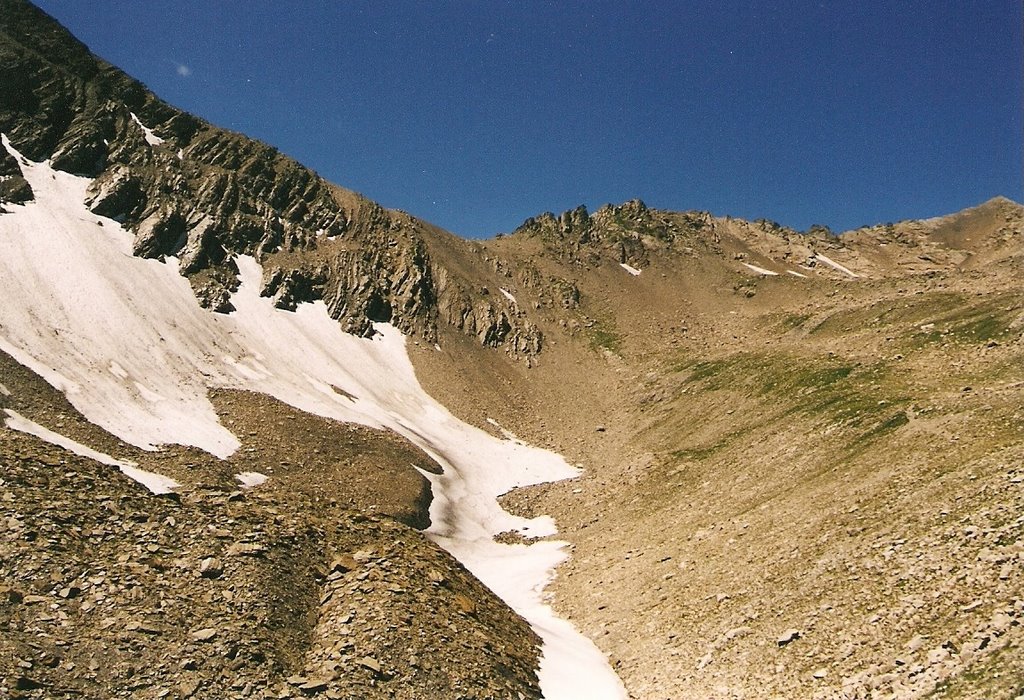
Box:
0 144 32 206
0 0 540 358
513 199 726 271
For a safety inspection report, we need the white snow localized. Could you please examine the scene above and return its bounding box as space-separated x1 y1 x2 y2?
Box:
3 408 180 494
129 111 164 147
236 471 269 488
814 253 859 278
787 270 808 278
486 417 520 442
0 383 10 396
619 262 641 276
0 136 626 699
117 463 180 494
499 287 518 304
742 262 779 276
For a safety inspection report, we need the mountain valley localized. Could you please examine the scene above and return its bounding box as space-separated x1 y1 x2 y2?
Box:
1 2 1023 699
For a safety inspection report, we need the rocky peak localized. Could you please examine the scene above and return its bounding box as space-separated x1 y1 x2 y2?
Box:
0 0 543 358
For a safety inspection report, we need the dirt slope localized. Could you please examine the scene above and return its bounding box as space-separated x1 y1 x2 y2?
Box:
412 199 1024 699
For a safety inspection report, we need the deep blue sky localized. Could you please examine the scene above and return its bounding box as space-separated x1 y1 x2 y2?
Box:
33 1 1023 238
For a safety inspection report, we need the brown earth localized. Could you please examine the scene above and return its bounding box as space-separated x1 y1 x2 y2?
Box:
409 197 1024 699
0 347 543 700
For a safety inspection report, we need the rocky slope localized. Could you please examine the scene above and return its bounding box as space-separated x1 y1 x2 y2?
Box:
0 0 541 356
0 346 542 700
411 197 1024 699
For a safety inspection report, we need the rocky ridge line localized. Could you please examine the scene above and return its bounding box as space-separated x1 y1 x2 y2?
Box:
0 0 541 357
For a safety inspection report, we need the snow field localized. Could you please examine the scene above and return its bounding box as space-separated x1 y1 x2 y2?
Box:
0 137 626 699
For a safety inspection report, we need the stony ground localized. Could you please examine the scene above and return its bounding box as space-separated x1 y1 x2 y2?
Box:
412 201 1024 699
0 350 543 700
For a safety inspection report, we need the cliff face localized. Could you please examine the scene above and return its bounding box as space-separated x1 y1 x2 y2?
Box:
0 0 539 356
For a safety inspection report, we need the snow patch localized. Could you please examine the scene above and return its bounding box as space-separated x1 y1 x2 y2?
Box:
619 262 641 276
3 409 179 494
0 139 626 699
499 287 518 304
742 262 779 276
118 464 180 495
486 417 520 442
236 471 269 488
129 111 164 146
815 253 859 278
787 270 808 278
0 383 10 397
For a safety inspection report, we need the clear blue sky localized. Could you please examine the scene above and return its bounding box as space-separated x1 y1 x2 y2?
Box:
33 1 1023 238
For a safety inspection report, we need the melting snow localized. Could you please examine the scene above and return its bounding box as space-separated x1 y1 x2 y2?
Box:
236 471 269 488
499 287 518 304
815 253 859 278
619 262 641 276
742 262 779 276
129 111 164 147
0 135 626 699
3 408 179 494
0 383 10 397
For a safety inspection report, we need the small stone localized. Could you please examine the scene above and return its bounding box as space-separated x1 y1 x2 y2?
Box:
991 611 1012 634
300 678 331 692
453 593 477 615
190 627 218 642
358 656 382 673
226 542 264 557
199 557 223 579
906 635 926 652
330 554 358 573
777 629 801 647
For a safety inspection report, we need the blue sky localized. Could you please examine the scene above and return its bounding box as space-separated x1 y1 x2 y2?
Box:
34 1 1023 238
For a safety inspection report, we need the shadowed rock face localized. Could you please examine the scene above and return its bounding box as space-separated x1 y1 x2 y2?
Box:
0 0 541 355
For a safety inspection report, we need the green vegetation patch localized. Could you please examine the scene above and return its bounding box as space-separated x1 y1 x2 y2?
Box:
779 312 812 330
584 314 623 354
